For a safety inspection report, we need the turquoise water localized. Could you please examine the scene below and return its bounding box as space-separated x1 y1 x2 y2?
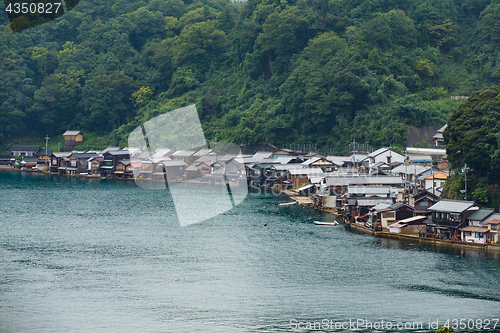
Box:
1 171 499 333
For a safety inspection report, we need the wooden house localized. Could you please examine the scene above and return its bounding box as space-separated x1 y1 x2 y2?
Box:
424 171 449 190
68 152 99 174
0 154 12 165
375 201 415 230
349 197 394 224
139 161 154 179
10 145 40 157
432 124 446 148
301 157 336 172
21 157 38 169
361 147 405 171
288 168 324 188
484 220 500 244
51 152 71 174
113 160 134 178
426 200 477 240
411 189 439 214
437 155 448 169
152 163 166 181
271 149 296 158
162 160 187 180
63 131 83 148
185 163 201 179
388 215 427 234
101 150 131 176
88 156 104 175
35 149 53 168
57 156 70 175
172 150 196 165
467 208 495 226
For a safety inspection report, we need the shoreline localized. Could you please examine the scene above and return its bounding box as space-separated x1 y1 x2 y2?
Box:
343 214 500 252
278 186 500 253
3 167 500 253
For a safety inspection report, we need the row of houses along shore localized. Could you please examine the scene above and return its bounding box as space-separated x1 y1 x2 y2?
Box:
2 131 498 246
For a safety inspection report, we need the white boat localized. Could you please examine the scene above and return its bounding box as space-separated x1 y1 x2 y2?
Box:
314 221 339 226
278 201 297 206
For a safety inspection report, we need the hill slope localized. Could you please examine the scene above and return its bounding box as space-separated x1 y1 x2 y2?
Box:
0 0 499 150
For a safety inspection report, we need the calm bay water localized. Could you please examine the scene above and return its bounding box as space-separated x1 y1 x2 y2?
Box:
1 171 500 333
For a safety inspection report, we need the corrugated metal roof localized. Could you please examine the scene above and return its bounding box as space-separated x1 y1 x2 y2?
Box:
357 197 393 206
428 200 475 213
63 130 81 136
172 150 195 157
289 168 324 176
348 185 391 195
367 147 389 158
161 160 187 167
370 203 391 211
252 151 273 160
397 215 427 223
301 157 321 166
483 214 500 224
271 164 303 171
467 208 494 221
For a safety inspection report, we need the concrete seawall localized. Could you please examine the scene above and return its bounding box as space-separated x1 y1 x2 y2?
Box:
346 220 500 252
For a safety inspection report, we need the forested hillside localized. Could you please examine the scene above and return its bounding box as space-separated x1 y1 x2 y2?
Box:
0 0 499 150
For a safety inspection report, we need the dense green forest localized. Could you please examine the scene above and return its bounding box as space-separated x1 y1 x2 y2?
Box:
0 0 499 150
443 84 500 208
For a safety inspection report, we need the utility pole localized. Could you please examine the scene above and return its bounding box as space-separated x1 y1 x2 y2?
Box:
389 143 392 176
404 149 408 204
44 135 50 167
352 139 356 169
464 163 468 201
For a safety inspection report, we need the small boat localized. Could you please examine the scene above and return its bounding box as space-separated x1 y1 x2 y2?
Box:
314 221 339 226
278 201 297 206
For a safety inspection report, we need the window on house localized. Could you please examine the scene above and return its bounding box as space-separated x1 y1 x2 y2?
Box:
421 201 428 206
492 224 498 231
475 232 484 238
70 160 77 167
92 162 99 168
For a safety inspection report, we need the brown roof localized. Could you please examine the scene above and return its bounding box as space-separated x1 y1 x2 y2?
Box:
460 226 489 232
486 220 500 225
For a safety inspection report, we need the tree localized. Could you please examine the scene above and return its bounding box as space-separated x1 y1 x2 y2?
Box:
445 85 500 178
172 21 228 70
256 7 309 70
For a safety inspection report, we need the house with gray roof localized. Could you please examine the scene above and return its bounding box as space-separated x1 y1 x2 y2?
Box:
426 200 477 239
10 145 40 157
466 208 495 226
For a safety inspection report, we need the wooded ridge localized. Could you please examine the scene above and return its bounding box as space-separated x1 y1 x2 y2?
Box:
0 0 499 150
